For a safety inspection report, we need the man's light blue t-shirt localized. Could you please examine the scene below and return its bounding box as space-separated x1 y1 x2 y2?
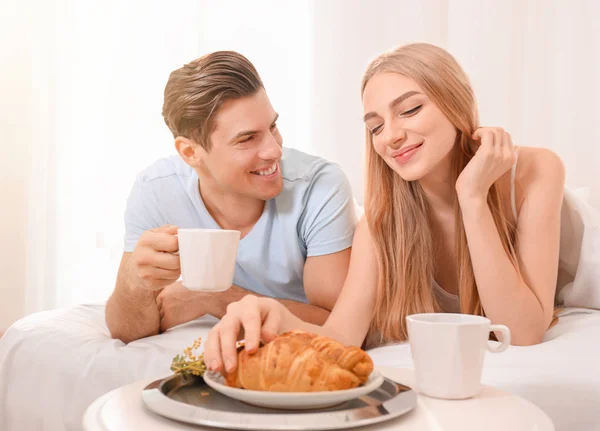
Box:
123 148 357 303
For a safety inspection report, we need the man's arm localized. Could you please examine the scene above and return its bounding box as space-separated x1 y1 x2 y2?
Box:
106 225 180 343
158 248 351 331
297 161 356 321
106 253 161 343
215 248 351 323
207 285 330 325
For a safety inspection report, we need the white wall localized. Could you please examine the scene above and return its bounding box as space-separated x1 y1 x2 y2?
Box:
307 0 600 206
0 1 32 329
309 0 450 203
197 1 314 154
447 0 600 207
49 1 203 308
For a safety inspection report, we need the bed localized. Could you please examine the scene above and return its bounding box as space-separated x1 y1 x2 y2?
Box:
0 304 598 431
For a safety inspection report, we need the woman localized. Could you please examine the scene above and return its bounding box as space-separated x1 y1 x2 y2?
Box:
204 43 565 374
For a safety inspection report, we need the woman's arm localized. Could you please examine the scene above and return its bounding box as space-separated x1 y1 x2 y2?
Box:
459 147 564 345
204 218 378 373
319 218 379 346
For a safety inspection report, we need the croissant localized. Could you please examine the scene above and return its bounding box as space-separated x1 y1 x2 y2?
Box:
224 330 374 392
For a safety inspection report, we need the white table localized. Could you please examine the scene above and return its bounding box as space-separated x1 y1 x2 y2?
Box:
83 367 553 431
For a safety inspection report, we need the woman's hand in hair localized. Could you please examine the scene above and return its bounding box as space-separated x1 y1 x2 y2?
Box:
455 127 518 202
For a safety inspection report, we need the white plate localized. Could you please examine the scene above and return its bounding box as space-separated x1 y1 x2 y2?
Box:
203 369 385 410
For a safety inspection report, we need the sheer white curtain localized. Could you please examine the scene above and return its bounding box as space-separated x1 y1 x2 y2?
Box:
20 0 315 313
5 0 598 320
21 0 205 313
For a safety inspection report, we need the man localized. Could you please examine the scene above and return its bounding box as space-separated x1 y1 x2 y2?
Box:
106 51 357 343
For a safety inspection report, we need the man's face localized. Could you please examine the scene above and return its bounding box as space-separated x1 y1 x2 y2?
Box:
199 90 284 201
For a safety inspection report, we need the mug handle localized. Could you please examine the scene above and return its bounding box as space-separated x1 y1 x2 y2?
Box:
487 324 511 353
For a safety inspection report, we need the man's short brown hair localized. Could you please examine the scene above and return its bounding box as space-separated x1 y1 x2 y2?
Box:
162 51 264 151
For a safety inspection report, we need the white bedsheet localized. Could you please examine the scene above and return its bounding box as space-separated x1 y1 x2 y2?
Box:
0 305 599 431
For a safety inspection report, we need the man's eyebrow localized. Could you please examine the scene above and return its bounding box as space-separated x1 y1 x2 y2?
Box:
229 113 280 143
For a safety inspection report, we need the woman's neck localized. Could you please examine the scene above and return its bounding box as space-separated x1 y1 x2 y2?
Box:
418 153 456 212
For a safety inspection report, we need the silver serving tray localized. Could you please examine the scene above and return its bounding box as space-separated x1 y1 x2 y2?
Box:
141 373 416 430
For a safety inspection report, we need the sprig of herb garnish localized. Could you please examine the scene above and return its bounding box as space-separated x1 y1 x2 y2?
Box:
170 337 207 377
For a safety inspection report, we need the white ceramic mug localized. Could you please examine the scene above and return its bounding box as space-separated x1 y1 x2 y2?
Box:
406 313 511 399
177 229 240 292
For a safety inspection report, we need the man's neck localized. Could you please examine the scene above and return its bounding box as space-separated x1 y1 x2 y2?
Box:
198 179 265 235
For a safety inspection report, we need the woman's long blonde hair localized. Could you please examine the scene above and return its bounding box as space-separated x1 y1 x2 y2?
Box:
362 43 519 343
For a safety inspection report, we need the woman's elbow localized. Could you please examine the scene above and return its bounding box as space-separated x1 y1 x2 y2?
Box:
508 305 555 346
510 323 548 346
511 332 544 346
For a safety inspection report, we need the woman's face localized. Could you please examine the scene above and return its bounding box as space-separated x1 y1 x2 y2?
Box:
362 72 457 182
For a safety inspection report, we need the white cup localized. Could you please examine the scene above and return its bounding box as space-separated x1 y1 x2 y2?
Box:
406 313 511 399
177 228 240 292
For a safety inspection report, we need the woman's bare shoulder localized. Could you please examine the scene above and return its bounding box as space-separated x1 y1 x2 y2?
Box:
512 146 565 219
516 146 565 186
